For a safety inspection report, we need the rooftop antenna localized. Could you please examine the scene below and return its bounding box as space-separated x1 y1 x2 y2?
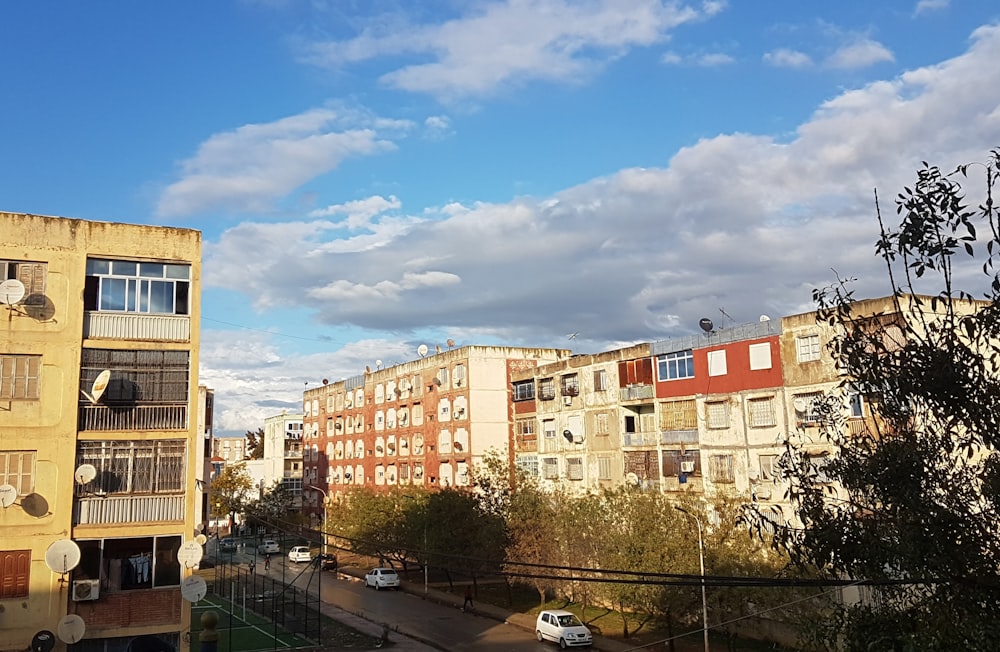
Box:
719 307 734 326
566 332 579 340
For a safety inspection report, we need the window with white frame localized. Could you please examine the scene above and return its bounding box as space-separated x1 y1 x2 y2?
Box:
593 368 608 391
516 419 536 444
561 374 579 396
543 419 556 439
513 380 535 401
749 342 773 370
2 259 46 305
595 412 609 435
748 396 777 427
759 454 779 481
597 456 612 480
657 349 695 380
706 401 730 429
0 451 35 495
515 454 539 477
707 350 727 377
84 259 190 315
709 454 735 483
0 354 40 400
796 334 821 362
567 458 584 481
453 364 467 387
542 457 559 479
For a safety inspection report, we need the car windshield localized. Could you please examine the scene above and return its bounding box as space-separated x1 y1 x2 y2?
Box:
557 615 583 627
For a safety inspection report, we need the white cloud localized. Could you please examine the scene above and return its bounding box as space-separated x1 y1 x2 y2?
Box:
825 38 894 69
763 48 813 68
300 0 720 100
915 0 949 15
661 50 734 66
156 108 406 217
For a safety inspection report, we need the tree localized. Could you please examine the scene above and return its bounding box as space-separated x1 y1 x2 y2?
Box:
767 150 1000 650
244 427 265 459
209 462 255 534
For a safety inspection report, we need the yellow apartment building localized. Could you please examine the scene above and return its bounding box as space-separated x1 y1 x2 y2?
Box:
1 212 201 652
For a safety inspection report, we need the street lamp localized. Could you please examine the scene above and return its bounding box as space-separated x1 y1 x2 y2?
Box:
676 506 709 652
308 485 328 556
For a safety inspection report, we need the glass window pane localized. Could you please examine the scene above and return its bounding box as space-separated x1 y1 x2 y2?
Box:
110 261 137 276
128 278 138 312
164 264 190 280
86 259 110 274
139 262 165 278
100 278 127 311
148 281 174 314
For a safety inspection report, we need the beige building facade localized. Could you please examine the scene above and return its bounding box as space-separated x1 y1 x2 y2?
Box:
0 212 202 652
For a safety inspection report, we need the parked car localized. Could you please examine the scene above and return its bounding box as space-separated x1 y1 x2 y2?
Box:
364 567 400 590
218 537 238 553
288 546 312 563
320 553 338 572
258 539 280 554
535 610 593 648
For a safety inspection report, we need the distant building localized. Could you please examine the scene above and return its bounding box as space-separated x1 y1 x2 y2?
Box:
211 434 247 464
0 211 201 652
263 411 305 508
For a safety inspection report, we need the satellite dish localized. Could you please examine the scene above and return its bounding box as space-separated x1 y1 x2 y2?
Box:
74 464 97 485
759 314 771 322
80 370 111 404
0 484 16 508
417 344 428 357
699 318 714 333
180 575 208 603
177 540 204 568
322 378 329 385
30 630 56 652
195 533 208 546
435 344 442 353
375 359 383 369
56 615 86 645
446 339 455 348
20 493 48 517
365 365 371 374
0 278 26 305
793 397 808 413
625 472 640 486
45 539 82 574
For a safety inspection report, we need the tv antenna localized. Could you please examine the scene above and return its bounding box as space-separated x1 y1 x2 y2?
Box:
566 332 579 340
719 307 734 325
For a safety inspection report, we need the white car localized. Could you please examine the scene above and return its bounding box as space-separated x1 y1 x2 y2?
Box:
535 609 593 648
364 567 400 590
288 546 312 563
258 540 280 555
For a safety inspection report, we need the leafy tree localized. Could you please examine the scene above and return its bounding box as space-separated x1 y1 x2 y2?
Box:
209 462 255 533
769 150 1000 650
244 427 265 459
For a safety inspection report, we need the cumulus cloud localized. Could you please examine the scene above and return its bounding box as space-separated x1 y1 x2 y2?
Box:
825 38 894 69
299 0 720 100
763 48 813 68
662 50 734 66
915 0 949 15
157 108 408 217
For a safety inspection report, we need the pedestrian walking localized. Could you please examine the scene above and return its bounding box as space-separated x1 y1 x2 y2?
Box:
462 585 474 612
248 559 256 575
264 554 271 571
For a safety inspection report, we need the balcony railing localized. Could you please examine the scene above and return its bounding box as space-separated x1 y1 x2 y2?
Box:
78 404 188 431
620 384 654 401
660 429 699 445
623 432 660 446
75 494 185 525
83 312 191 342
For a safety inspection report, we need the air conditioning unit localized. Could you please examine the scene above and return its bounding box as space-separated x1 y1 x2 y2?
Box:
563 396 573 406
73 579 100 602
680 461 696 474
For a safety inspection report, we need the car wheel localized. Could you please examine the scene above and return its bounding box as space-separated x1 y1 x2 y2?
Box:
536 630 544 642
375 583 381 591
559 638 568 650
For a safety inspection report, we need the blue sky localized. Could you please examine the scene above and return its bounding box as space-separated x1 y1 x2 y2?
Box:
3 1 999 435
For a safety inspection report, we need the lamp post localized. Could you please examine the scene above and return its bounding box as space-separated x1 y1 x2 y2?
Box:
308 485 328 556
676 506 709 652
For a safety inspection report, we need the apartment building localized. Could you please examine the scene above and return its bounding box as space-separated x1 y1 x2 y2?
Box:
211 434 246 465
0 212 202 652
301 345 571 519
262 411 305 509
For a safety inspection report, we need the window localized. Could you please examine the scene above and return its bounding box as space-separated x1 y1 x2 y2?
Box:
567 458 584 480
543 419 556 439
453 364 467 387
84 259 191 315
595 412 609 435
657 350 695 380
516 419 536 444
748 397 777 427
794 393 823 424
539 378 556 400
593 369 608 391
542 457 559 479
849 390 865 418
436 367 449 388
661 399 697 430
2 260 46 305
749 342 773 370
809 454 833 483
597 457 612 480
759 454 779 481
80 349 189 405
707 350 727 377
513 380 535 401
76 440 186 495
0 550 30 598
0 451 35 495
515 454 539 477
796 334 821 363
662 449 701 476
560 374 579 396
75 536 181 591
0 355 40 400
709 455 735 483
706 401 730 429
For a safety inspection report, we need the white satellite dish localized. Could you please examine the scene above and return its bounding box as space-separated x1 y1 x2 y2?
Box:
625 472 640 486
0 278 26 305
194 533 208 546
417 344 428 357
759 314 771 322
80 370 110 404
74 464 97 485
180 574 208 603
0 484 16 508
375 359 383 369
177 540 204 568
793 397 808 413
45 539 82 574
56 615 86 645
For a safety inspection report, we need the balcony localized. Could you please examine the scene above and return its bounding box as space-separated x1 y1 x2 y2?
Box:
620 384 654 401
78 404 188 431
75 494 185 525
623 432 660 446
660 429 699 445
84 312 191 342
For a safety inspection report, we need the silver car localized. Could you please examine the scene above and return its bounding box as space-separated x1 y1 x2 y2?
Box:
364 567 400 590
